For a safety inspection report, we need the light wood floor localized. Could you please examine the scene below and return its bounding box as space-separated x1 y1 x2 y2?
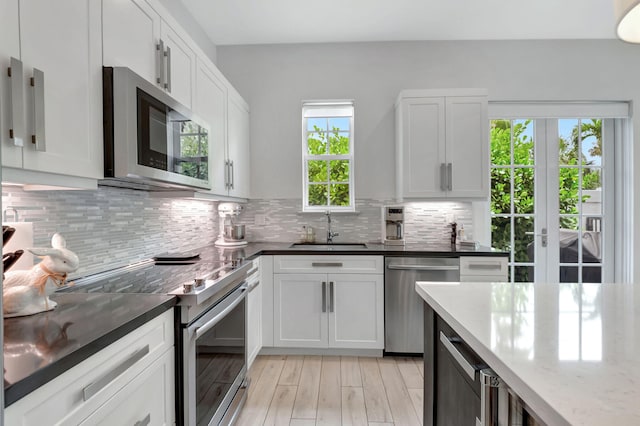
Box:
236 355 424 426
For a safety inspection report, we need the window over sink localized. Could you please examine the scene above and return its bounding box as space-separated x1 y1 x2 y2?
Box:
302 101 355 212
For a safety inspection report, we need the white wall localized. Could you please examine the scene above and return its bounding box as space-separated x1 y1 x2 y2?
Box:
217 39 640 278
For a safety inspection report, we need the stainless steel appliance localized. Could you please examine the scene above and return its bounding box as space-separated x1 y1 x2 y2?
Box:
64 252 252 426
102 66 210 191
384 256 459 354
382 206 405 246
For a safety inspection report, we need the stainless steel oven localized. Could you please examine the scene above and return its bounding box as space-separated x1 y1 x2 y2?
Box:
173 261 251 426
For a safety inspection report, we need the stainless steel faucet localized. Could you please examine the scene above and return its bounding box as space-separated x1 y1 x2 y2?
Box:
326 211 339 243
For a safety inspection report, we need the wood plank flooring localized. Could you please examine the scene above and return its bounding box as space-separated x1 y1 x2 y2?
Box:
236 355 423 426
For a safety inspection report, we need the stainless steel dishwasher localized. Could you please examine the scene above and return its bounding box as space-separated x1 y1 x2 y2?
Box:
384 257 460 354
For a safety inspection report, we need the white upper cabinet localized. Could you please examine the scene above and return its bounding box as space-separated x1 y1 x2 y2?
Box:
396 89 489 200
103 0 196 109
227 90 251 199
160 22 195 109
103 0 160 86
0 0 103 184
194 59 228 195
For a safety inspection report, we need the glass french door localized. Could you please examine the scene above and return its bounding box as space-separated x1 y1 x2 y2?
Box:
490 117 613 283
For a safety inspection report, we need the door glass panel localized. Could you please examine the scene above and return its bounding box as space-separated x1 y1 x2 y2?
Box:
558 118 603 283
490 119 536 282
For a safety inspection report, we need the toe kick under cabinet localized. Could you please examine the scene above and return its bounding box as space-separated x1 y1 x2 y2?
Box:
273 255 384 349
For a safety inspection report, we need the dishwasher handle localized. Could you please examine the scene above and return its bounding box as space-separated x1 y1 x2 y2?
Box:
387 264 460 271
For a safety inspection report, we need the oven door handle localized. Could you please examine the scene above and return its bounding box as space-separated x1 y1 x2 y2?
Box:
193 285 247 339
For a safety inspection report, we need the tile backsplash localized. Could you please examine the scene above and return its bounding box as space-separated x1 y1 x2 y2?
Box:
237 199 472 245
2 187 472 278
2 187 219 277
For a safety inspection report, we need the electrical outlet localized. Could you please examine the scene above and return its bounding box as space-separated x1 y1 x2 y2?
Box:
255 214 266 226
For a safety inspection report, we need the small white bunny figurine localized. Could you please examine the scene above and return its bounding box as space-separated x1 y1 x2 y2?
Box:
3 233 79 318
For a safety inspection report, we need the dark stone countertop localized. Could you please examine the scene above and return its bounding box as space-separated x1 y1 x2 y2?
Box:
3 292 175 407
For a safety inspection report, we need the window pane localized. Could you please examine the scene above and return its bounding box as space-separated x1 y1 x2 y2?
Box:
309 184 328 206
582 168 602 215
329 160 349 182
491 168 511 214
560 230 579 263
308 160 327 183
514 216 534 263
582 267 602 283
559 119 579 166
307 118 326 132
328 117 349 131
490 119 512 166
329 132 350 155
514 266 533 283
307 132 327 155
329 184 349 206
514 168 534 214
560 266 578 282
513 119 534 166
559 168 579 213
560 215 578 230
580 119 602 166
491 216 511 253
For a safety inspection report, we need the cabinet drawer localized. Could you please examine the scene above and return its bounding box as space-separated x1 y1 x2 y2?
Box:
80 348 175 425
5 309 174 425
459 256 508 277
274 255 383 274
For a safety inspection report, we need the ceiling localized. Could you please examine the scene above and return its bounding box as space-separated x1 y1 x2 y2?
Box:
180 0 618 46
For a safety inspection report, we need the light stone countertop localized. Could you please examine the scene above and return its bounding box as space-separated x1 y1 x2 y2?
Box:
415 281 640 426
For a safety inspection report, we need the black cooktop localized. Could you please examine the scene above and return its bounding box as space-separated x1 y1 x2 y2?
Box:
60 251 243 296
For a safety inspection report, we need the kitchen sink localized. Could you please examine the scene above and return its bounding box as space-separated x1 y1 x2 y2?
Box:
289 242 368 250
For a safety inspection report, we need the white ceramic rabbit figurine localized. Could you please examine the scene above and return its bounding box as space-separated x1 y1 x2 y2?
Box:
3 233 79 318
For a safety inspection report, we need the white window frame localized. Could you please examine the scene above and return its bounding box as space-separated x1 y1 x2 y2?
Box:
302 100 355 212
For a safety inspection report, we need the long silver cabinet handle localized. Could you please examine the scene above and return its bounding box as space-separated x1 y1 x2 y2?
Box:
134 413 151 426
311 262 343 267
447 163 453 191
440 163 446 191
31 68 46 151
467 263 501 270
8 57 24 146
329 281 335 312
195 286 247 339
164 45 172 92
230 160 235 189
156 40 165 86
82 344 150 401
387 264 459 271
439 331 476 380
322 281 327 312
225 160 230 189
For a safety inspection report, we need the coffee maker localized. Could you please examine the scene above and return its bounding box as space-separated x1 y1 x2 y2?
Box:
382 206 405 245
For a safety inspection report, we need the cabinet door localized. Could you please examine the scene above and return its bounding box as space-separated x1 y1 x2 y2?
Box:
328 274 384 349
194 59 227 195
273 273 328 348
0 0 22 168
80 348 175 426
247 283 262 368
398 97 446 199
103 0 161 85
19 0 103 179
446 96 489 198
160 21 195 109
227 91 250 198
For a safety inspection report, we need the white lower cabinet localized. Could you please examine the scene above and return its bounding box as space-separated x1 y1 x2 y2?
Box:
273 255 384 350
4 310 175 425
80 348 174 425
247 258 262 368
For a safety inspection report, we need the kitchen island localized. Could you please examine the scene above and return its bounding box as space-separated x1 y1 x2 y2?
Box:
416 281 640 425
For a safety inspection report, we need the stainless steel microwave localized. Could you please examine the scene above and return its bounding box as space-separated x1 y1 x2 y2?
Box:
102 67 210 191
